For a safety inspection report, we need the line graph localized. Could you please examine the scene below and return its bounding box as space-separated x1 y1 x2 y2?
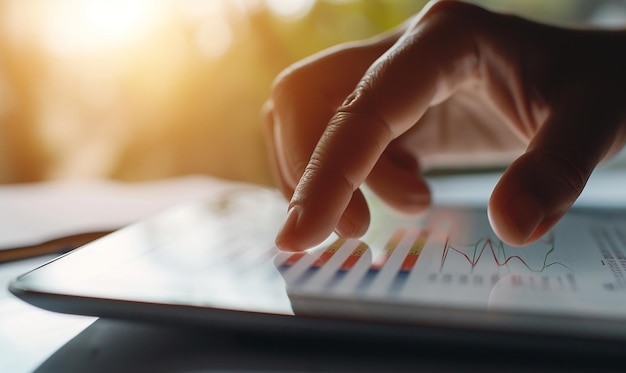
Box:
439 234 571 273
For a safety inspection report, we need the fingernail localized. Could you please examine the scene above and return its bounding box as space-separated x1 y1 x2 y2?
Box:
509 194 543 244
275 206 300 251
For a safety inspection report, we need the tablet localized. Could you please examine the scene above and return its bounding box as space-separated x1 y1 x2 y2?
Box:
10 177 626 354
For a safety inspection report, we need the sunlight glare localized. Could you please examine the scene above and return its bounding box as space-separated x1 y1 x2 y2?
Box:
179 0 227 19
266 0 315 19
42 0 160 55
192 2 234 59
84 1 149 42
196 18 234 59
232 0 264 13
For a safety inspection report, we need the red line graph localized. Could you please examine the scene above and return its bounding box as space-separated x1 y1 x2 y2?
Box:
439 234 569 273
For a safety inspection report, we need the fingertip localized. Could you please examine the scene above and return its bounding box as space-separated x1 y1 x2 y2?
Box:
489 148 595 247
274 200 347 252
275 206 304 252
488 159 545 247
487 193 543 247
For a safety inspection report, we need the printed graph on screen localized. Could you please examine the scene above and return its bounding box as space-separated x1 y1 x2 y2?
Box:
439 234 572 274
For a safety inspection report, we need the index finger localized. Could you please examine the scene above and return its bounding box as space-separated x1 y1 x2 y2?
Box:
275 1 487 250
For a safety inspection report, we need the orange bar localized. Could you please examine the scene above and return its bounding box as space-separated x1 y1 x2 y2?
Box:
284 252 306 266
312 238 345 267
371 229 405 270
400 230 428 272
339 242 368 271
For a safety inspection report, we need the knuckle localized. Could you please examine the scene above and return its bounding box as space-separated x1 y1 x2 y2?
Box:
413 0 492 47
331 109 394 150
271 53 322 98
270 63 314 108
270 67 299 102
424 0 484 22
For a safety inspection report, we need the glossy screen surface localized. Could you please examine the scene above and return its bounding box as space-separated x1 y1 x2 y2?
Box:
13 181 626 324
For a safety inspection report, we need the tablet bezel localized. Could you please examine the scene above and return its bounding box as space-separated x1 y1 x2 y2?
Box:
9 180 626 355
11 269 626 357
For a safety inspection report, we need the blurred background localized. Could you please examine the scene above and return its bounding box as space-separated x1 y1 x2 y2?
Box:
0 0 624 185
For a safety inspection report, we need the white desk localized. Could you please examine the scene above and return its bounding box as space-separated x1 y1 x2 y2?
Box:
0 176 231 372
0 256 95 372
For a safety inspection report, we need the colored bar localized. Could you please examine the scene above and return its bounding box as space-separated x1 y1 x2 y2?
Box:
284 252 306 266
325 243 369 289
356 230 405 292
399 230 429 272
356 268 380 292
371 229 405 270
295 239 347 286
339 242 368 271
389 271 410 294
312 238 344 267
390 230 429 295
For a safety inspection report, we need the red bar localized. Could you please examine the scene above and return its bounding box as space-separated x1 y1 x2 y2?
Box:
284 252 306 266
312 238 345 267
339 242 368 271
399 230 428 272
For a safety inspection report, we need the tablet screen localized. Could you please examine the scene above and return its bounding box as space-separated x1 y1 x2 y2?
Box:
281 206 626 319
10 179 626 341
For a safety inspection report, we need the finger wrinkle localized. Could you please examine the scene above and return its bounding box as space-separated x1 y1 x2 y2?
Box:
334 108 396 143
526 150 589 204
306 155 358 194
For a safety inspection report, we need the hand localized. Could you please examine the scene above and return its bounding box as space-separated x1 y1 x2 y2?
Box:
264 0 626 251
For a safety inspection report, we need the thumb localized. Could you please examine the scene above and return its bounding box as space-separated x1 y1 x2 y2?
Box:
488 93 624 246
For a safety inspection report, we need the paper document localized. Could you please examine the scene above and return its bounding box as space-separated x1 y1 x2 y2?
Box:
0 176 239 251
